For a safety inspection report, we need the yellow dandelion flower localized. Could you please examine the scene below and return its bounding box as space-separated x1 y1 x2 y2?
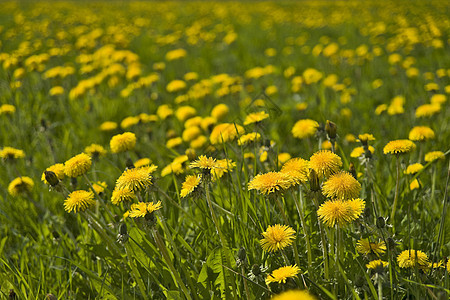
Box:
415 103 441 118
0 104 16 115
128 201 162 218
166 48 187 61
41 163 65 184
430 94 447 105
271 290 317 300
8 176 34 197
134 158 151 168
366 260 388 269
99 121 118 131
244 111 269 125
211 159 236 180
266 265 300 285
260 224 296 252
190 155 217 170
157 104 173 120
424 151 445 162
405 163 424 175
383 140 416 155
280 158 309 184
345 134 357 143
322 171 361 200
182 126 201 142
111 187 135 205
347 198 365 219
120 116 140 129
356 238 386 256
357 134 375 143
116 167 152 191
210 123 245 145
410 178 420 190
397 250 429 269
309 150 343 178
211 103 229 121
64 153 92 177
92 181 107 194
291 119 319 139
166 79 187 93
84 144 107 158
375 104 388 115
64 190 95 213
248 172 293 195
408 126 435 141
176 106 197 122
0 147 25 160
49 86 64 96
110 132 136 153
350 146 375 158
317 200 357 227
180 174 202 198
166 137 183 148
238 132 261 146
387 96 405 115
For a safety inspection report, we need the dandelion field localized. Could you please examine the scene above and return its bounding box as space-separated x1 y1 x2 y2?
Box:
1 1 450 299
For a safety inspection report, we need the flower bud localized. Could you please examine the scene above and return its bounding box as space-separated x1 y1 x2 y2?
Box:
376 217 386 229
44 170 60 187
325 120 337 140
309 169 320 192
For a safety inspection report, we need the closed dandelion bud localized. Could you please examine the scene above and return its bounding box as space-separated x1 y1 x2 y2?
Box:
349 163 357 179
387 238 396 251
44 170 60 187
117 223 129 244
145 211 157 228
52 230 60 241
236 247 247 267
309 169 320 192
71 177 77 189
325 120 337 139
251 264 261 276
126 158 135 169
185 148 196 161
376 217 386 229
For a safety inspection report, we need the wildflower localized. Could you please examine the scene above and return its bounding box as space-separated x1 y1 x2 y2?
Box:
134 158 151 168
111 187 135 205
266 265 300 285
180 174 202 198
41 163 65 184
356 239 387 256
210 123 244 145
357 134 375 144
350 146 375 158
303 68 323 84
248 172 293 195
166 79 187 93
211 103 229 121
8 177 34 197
0 104 16 115
397 250 429 269
116 167 152 191
190 155 217 170
405 163 423 175
99 121 118 131
165 48 187 61
64 190 95 213
120 116 140 129
415 104 441 118
366 260 388 269
322 171 361 200
410 179 420 190
280 158 309 184
128 201 162 218
49 86 64 96
347 198 365 219
408 126 435 141
182 126 201 142
375 104 388 115
238 132 261 146
92 181 107 194
0 147 25 160
211 159 236 180
161 155 189 177
387 96 405 115
166 137 183 148
110 132 136 153
64 153 92 177
271 290 317 300
345 134 357 143
176 106 197 122
309 150 343 178
383 140 416 155
291 119 319 139
424 151 445 162
84 144 107 158
201 116 216 131
430 94 447 105
278 153 292 166
156 104 173 120
244 111 269 125
260 224 296 252
190 135 208 149
317 200 359 227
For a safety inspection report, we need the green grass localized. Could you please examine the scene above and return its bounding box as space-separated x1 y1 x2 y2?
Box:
0 1 449 299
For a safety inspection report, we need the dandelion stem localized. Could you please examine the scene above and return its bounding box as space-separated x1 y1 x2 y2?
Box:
151 228 192 300
293 189 312 269
433 161 450 264
241 266 251 300
312 194 329 280
390 155 400 224
377 273 383 300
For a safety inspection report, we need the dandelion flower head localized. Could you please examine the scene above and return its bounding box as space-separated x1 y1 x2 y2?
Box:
322 171 361 200
405 163 424 175
128 201 162 218
41 163 65 184
366 260 388 270
84 143 107 158
248 172 293 195
408 126 435 141
317 199 362 227
244 111 269 125
64 153 92 177
356 238 386 256
180 174 202 198
271 290 317 300
280 158 310 184
0 147 25 160
309 150 342 178
210 123 245 145
383 140 416 155
424 151 445 162
8 176 34 197
116 166 153 191
397 250 429 269
64 190 95 213
291 119 319 139
266 265 300 285
111 187 135 205
260 224 296 252
110 132 136 153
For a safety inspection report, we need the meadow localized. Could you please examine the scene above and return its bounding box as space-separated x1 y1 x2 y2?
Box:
0 1 449 299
